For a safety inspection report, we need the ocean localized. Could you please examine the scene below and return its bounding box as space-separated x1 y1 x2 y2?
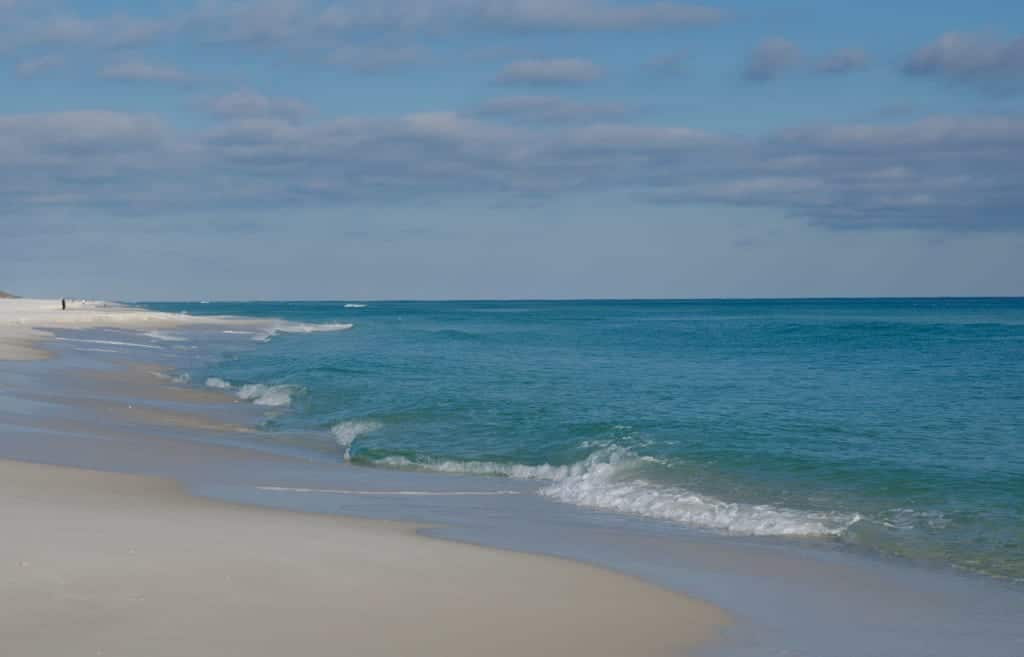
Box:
139 298 1024 582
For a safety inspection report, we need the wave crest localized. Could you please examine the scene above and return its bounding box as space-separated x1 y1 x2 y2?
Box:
363 447 860 537
236 383 296 407
252 321 353 342
331 420 382 460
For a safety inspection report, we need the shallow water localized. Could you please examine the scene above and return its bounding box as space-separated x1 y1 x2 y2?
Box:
139 298 1024 581
1 328 1022 657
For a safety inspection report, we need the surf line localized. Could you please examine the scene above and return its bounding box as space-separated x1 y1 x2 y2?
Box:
255 485 521 497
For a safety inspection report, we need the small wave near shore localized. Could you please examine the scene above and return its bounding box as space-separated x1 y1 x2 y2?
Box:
354 446 860 538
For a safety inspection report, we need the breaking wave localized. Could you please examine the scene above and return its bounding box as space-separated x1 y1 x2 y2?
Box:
205 377 296 407
363 447 860 537
344 303 367 308
251 321 353 342
235 383 296 407
331 420 382 460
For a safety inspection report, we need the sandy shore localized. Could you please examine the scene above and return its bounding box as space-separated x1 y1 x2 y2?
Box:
0 459 724 657
0 297 727 657
0 298 350 361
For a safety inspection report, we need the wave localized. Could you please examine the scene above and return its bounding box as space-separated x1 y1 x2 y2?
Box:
205 377 296 407
235 383 296 407
362 447 861 538
331 420 382 460
251 321 354 342
344 303 367 308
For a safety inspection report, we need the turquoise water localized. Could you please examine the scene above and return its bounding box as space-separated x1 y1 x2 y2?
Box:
142 299 1024 580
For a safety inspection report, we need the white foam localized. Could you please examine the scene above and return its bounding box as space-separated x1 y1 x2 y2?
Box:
331 420 382 460
344 303 367 308
171 372 191 384
54 337 163 350
235 383 295 407
143 330 186 342
256 486 519 497
205 377 232 389
369 447 860 538
252 321 354 342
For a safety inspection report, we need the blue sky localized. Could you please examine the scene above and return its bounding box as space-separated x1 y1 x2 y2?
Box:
2 0 1023 300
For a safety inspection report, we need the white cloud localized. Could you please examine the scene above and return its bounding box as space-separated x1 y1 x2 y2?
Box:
904 32 1024 93
497 58 603 85
476 95 626 122
2 107 1022 232
101 60 189 84
208 91 309 122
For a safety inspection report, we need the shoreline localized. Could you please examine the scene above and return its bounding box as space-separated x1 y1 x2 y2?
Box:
0 298 728 657
4 297 1024 657
0 458 725 657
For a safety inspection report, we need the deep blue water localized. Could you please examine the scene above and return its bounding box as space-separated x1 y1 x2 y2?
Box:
141 298 1024 580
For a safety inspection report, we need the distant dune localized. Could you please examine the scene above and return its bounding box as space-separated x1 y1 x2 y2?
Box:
0 291 17 299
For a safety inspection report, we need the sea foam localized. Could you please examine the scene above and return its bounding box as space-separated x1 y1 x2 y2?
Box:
143 330 186 342
251 321 353 343
331 420 382 460
206 377 296 407
235 383 296 407
366 447 860 538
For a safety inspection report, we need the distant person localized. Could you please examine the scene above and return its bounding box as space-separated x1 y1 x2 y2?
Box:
61 298 66 311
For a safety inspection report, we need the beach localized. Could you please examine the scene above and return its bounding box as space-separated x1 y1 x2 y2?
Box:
0 298 726 657
2 297 1023 657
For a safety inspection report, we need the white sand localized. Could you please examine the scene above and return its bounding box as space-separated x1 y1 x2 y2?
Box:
0 460 726 657
0 298 349 360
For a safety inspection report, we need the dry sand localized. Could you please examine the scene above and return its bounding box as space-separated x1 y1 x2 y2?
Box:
0 460 725 657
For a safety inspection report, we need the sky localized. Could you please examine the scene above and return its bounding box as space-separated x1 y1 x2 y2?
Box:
1 0 1023 300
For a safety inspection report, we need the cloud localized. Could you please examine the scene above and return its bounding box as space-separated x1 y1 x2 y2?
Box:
475 95 626 122
903 32 1024 94
16 55 63 78
191 0 307 44
316 1 723 34
2 107 1022 232
0 111 175 208
28 14 169 48
100 60 189 84
497 58 603 85
815 49 868 75
330 45 423 73
207 91 310 122
743 38 800 81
